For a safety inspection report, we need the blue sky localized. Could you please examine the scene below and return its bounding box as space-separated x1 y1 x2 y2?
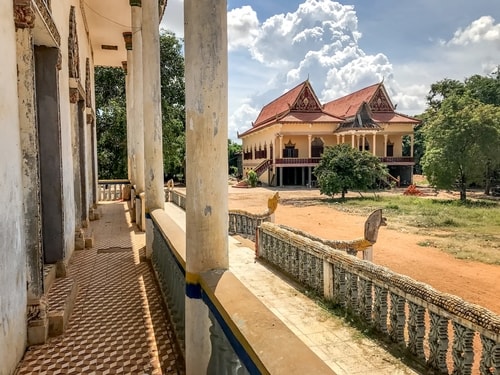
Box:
162 0 500 140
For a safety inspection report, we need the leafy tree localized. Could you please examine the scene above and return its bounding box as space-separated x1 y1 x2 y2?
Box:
95 30 186 180
314 144 388 199
95 67 127 179
160 30 186 178
228 140 242 176
421 94 500 201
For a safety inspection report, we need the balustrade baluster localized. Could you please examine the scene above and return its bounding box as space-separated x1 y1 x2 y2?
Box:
358 277 372 323
427 312 449 373
345 271 358 311
373 285 388 333
389 293 406 344
407 302 425 359
452 322 475 375
333 264 346 306
480 334 500 375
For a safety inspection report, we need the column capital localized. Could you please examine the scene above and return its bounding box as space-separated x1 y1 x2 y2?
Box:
130 0 141 7
123 32 133 50
14 1 35 29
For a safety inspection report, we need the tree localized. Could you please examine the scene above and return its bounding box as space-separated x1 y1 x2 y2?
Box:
95 30 186 180
160 30 186 178
95 67 127 179
228 140 242 176
314 144 388 199
421 94 500 201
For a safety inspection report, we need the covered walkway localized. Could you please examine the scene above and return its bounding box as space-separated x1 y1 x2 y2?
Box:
15 202 184 374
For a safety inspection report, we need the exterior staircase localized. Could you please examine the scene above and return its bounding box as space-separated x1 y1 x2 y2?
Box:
252 159 272 177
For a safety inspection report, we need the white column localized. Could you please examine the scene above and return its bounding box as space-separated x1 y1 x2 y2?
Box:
410 134 414 157
336 134 340 145
123 32 134 184
279 135 283 157
341 134 345 144
372 133 377 156
142 0 164 212
351 133 355 148
185 0 228 373
384 134 388 157
16 14 43 300
131 4 145 193
308 134 312 158
362 134 366 151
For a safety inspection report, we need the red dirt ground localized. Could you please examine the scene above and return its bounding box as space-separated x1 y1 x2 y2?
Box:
228 187 500 315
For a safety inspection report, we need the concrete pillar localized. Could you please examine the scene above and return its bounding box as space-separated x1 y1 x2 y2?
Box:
16 17 43 299
142 0 164 212
410 134 414 157
279 135 283 157
307 134 311 158
131 3 145 193
384 134 388 157
372 133 377 156
362 134 366 151
185 0 228 373
341 134 345 144
123 32 134 184
351 133 355 148
336 134 340 146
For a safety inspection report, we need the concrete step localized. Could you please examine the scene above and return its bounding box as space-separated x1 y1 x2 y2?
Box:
47 277 78 337
84 228 94 248
43 264 57 293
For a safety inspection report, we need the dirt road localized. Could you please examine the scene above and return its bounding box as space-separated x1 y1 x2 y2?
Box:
228 186 500 314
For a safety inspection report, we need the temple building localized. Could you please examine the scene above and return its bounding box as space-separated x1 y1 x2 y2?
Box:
238 80 420 187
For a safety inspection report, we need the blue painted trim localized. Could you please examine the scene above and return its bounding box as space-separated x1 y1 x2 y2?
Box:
201 289 261 375
186 282 202 300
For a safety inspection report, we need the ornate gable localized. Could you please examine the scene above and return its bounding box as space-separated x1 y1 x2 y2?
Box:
291 84 322 112
370 86 393 112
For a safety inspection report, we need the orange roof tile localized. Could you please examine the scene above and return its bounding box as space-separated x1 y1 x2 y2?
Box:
253 82 307 127
323 83 380 117
372 112 420 124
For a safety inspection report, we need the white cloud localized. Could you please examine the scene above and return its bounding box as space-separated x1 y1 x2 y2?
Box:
228 6 259 51
161 0 184 38
449 16 500 46
229 0 395 137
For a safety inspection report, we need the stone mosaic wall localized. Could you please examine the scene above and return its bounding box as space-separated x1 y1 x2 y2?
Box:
258 222 500 375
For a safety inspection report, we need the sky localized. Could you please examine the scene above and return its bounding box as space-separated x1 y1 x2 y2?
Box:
161 0 500 141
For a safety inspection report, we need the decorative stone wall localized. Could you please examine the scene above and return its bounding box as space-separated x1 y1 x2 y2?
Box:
257 222 500 375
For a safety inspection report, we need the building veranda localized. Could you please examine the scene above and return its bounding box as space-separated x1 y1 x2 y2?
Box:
238 80 420 187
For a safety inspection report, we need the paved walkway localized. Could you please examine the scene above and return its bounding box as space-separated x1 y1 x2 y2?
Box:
15 201 419 374
166 202 419 375
16 202 184 375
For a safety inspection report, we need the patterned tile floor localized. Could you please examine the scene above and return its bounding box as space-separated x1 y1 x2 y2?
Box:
16 202 185 375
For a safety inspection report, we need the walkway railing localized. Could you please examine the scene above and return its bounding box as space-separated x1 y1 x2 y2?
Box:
150 208 333 374
228 210 273 240
167 188 186 210
98 179 130 201
167 189 274 240
257 222 500 375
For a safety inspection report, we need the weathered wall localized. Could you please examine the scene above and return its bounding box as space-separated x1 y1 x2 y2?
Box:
0 3 28 374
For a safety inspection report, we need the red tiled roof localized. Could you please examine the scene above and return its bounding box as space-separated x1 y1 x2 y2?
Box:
372 112 420 124
323 83 380 117
280 111 343 123
253 82 306 127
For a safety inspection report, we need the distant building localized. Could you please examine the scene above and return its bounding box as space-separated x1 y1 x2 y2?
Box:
238 80 420 187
